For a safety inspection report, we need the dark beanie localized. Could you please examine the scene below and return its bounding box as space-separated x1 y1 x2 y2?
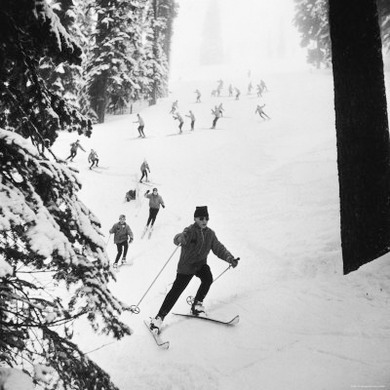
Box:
194 206 209 219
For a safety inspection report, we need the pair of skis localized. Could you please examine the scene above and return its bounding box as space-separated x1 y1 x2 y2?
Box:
144 313 240 350
141 226 153 239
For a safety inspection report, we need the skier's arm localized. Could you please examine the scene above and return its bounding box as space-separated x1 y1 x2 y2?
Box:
173 226 192 246
127 226 134 242
211 233 235 264
109 223 117 234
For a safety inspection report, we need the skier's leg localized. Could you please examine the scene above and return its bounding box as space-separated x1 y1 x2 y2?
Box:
115 243 123 263
157 273 193 319
194 264 213 303
122 241 129 260
150 209 159 226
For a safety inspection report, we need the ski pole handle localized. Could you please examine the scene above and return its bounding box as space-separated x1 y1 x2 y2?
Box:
106 234 112 245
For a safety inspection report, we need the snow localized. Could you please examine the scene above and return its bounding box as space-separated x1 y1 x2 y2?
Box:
47 68 390 389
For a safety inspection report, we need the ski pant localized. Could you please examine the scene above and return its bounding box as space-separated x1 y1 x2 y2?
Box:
212 117 219 128
89 158 99 168
115 241 128 263
190 120 195 130
138 125 145 137
147 207 159 227
140 169 148 182
178 122 183 132
157 264 213 319
66 150 77 160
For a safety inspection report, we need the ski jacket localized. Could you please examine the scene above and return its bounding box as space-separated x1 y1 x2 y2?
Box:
140 161 150 173
145 193 164 209
174 223 233 275
88 151 98 162
109 222 133 244
70 142 85 153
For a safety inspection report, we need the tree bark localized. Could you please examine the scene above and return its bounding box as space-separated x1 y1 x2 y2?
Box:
329 0 390 273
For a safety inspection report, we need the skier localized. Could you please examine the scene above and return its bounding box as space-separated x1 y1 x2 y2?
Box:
109 214 134 268
173 112 184 133
140 159 150 183
235 87 241 100
211 106 222 129
134 113 146 138
142 188 165 237
185 110 195 131
228 84 233 97
148 206 239 333
255 104 271 120
217 103 224 117
66 139 85 162
260 79 268 92
247 81 253 95
88 149 99 169
194 89 201 103
216 79 223 96
169 100 178 114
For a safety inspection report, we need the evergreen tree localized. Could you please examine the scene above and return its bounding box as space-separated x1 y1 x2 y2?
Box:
0 1 130 388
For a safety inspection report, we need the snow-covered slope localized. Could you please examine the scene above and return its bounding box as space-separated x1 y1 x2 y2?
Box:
52 69 390 390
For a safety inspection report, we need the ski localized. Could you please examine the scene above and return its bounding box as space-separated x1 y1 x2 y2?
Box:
141 226 149 239
143 320 170 350
172 313 239 326
148 227 153 239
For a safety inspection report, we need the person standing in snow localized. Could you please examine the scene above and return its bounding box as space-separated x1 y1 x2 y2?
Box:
88 149 99 169
66 139 85 162
134 113 146 138
195 89 201 103
140 159 150 183
211 106 222 129
109 214 134 268
173 112 184 133
186 110 195 131
143 188 165 235
149 206 239 333
235 87 241 100
255 104 271 120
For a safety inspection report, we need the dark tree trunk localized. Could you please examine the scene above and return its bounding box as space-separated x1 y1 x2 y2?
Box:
329 0 390 274
89 72 108 123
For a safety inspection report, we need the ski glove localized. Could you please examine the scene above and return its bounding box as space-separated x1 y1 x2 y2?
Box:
228 257 240 268
129 237 133 243
162 205 165 208
145 190 150 194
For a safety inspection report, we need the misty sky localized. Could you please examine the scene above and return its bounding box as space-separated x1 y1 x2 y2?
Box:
170 0 307 80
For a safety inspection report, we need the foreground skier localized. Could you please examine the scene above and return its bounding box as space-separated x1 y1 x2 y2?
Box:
149 206 239 333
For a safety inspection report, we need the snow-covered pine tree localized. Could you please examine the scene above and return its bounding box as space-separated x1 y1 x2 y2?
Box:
0 1 130 389
87 0 148 122
0 0 92 148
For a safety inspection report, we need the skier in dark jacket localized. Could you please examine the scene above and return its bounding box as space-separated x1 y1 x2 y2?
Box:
149 206 239 333
109 215 134 268
66 140 85 161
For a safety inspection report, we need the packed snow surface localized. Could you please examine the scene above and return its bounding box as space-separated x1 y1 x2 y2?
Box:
52 69 390 390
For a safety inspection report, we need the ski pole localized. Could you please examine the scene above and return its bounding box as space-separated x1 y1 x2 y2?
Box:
129 245 180 314
186 260 239 305
106 234 111 246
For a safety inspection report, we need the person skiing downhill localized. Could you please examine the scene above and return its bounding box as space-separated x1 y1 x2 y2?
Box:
109 214 134 268
173 112 184 133
134 113 146 138
186 110 195 131
66 139 85 161
194 89 201 103
255 104 271 120
169 100 178 114
149 206 239 333
88 149 99 169
140 159 150 183
211 106 222 129
142 188 165 237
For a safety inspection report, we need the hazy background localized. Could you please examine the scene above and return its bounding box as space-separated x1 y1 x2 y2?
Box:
170 0 307 81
